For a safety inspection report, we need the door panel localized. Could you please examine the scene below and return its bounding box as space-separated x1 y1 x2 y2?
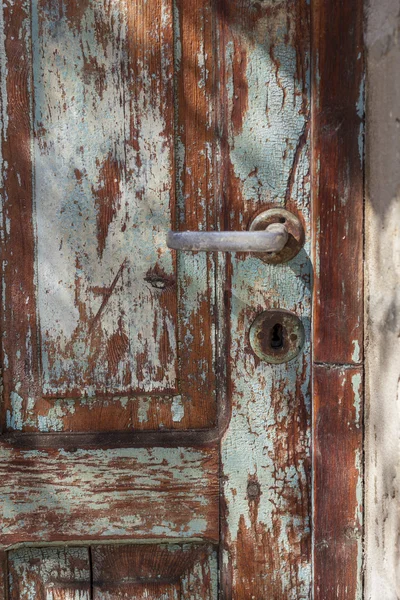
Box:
6 545 217 599
1 0 218 433
92 544 217 599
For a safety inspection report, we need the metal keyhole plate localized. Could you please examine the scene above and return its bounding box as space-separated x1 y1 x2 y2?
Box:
249 309 305 364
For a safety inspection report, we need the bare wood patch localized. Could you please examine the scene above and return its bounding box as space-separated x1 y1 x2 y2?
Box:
92 544 217 599
313 365 363 599
312 0 364 365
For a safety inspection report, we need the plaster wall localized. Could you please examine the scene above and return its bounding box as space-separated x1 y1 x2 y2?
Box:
365 1 400 597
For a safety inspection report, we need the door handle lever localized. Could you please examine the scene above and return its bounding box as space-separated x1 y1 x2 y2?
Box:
167 208 304 264
167 223 288 253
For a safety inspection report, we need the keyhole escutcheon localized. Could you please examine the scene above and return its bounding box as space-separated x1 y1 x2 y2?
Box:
249 309 305 364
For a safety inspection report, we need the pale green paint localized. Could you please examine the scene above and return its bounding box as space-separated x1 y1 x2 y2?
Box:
352 339 361 363
0 446 217 542
220 5 312 596
352 372 362 427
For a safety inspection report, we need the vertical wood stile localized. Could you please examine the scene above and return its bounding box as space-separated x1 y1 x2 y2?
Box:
218 0 312 597
312 0 364 598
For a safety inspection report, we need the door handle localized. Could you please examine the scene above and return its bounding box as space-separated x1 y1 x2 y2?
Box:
167 223 288 253
167 208 305 264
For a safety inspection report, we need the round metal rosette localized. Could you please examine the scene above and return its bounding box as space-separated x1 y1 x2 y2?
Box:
249 309 305 364
249 208 305 264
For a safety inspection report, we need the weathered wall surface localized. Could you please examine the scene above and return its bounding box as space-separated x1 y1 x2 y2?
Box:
365 1 400 598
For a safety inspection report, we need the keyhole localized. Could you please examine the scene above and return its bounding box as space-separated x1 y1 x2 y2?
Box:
270 323 284 350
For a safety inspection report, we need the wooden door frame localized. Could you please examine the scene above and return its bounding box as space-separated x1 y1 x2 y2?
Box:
312 0 364 598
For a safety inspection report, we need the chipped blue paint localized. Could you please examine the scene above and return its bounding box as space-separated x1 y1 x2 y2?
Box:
137 397 151 424
32 0 178 396
6 392 24 430
0 3 8 148
230 42 306 205
0 446 218 544
220 5 312 595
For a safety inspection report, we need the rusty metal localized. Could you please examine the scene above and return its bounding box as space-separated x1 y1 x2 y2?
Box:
249 208 305 264
167 222 288 253
249 309 305 364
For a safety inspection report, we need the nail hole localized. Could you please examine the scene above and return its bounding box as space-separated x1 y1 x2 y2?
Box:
270 323 284 350
279 217 286 223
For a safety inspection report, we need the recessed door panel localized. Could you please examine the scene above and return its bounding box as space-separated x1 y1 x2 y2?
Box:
1 0 218 432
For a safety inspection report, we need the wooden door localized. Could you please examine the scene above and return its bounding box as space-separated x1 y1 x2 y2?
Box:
0 0 364 597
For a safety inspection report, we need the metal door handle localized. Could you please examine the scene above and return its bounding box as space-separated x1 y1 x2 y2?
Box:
167 223 288 253
167 208 305 264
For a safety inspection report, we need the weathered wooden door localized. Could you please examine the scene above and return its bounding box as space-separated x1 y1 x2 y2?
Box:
0 0 364 597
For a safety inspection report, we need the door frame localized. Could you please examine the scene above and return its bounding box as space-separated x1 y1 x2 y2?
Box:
312 1 364 598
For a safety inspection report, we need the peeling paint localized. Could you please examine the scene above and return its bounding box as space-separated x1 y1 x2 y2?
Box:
171 394 184 422
352 339 361 363
352 372 362 426
0 446 219 545
356 75 365 165
2 0 217 433
220 2 312 596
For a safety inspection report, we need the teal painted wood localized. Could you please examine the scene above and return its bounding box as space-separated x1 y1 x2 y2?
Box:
8 546 91 600
0 0 217 432
0 445 219 547
33 0 177 397
217 1 312 597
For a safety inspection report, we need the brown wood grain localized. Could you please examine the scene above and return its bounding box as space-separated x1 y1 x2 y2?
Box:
174 0 218 429
7 547 91 600
92 544 217 599
0 445 219 548
312 0 364 597
0 552 7 600
313 365 363 599
0 0 39 433
312 0 364 365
